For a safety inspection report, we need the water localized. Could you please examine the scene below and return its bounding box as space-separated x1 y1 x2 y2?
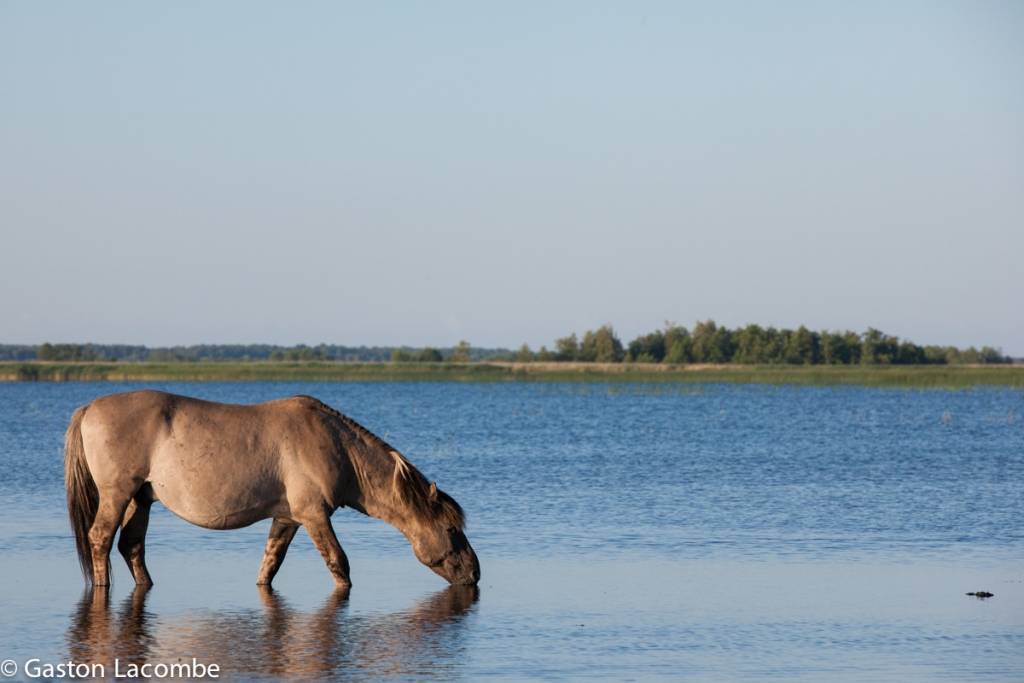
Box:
0 381 1021 681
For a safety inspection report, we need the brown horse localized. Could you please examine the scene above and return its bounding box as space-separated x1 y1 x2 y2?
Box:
64 390 479 588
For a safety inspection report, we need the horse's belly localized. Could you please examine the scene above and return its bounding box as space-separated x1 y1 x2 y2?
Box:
147 448 288 530
154 499 274 530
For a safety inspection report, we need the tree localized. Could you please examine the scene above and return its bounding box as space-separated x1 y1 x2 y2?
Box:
580 325 624 362
843 331 862 364
979 346 1009 364
861 328 898 365
595 325 624 363
860 328 882 364
923 346 949 365
36 343 96 361
628 330 666 363
760 327 786 364
450 341 472 363
536 345 555 361
691 320 734 363
663 324 691 364
734 324 768 364
896 341 925 365
514 344 534 362
820 332 851 365
711 326 736 363
960 346 981 364
554 334 579 362
417 347 443 362
391 349 413 363
783 326 818 364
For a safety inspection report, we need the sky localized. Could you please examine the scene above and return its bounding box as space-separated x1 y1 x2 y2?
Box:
1 2 1021 353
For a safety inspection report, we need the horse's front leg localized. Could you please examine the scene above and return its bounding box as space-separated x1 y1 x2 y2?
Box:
297 510 351 589
256 518 299 586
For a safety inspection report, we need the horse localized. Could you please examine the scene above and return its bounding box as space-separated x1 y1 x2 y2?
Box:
64 390 480 588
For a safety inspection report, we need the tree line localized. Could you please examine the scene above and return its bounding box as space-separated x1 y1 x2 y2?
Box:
0 324 1013 365
514 321 1012 365
0 342 503 363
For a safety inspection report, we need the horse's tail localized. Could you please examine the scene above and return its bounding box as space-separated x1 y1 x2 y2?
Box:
65 404 101 583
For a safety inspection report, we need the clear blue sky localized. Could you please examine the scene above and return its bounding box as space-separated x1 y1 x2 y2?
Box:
2 2 1021 353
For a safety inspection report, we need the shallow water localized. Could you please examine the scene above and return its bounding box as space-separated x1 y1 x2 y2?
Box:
0 381 1021 681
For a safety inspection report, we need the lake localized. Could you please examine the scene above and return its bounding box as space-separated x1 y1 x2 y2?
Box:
0 381 1021 681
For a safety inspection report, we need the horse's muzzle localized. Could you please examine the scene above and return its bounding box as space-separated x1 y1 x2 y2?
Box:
433 544 480 586
457 546 481 586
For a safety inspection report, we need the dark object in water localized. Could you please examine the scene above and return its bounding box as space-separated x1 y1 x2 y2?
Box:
966 591 994 598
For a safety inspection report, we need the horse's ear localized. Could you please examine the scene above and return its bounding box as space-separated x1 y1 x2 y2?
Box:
428 482 438 501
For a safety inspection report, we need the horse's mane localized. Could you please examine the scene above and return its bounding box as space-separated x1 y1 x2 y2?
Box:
299 396 465 530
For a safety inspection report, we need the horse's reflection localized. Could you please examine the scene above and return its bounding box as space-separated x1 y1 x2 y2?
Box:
67 586 154 669
67 584 478 679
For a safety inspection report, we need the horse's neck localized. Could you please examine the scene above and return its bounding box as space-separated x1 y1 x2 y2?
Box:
346 442 414 535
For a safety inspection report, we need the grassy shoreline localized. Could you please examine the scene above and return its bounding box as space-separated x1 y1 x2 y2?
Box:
1 361 1021 388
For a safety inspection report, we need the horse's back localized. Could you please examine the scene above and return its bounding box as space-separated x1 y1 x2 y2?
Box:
83 389 313 442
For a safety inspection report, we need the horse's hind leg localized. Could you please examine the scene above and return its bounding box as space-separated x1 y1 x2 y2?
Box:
256 519 299 586
117 496 153 586
88 489 133 586
298 512 351 588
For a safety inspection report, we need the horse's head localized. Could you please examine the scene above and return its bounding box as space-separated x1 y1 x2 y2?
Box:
407 482 480 586
357 448 480 586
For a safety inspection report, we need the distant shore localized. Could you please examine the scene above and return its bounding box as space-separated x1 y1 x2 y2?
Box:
1 361 1021 388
